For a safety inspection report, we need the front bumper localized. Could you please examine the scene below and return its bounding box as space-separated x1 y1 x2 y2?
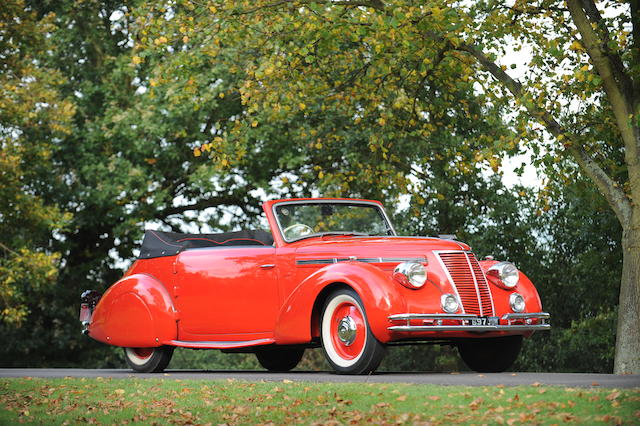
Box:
388 312 550 332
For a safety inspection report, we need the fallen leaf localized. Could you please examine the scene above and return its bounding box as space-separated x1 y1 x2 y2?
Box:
591 382 599 386
606 391 621 401
428 396 441 401
396 395 407 401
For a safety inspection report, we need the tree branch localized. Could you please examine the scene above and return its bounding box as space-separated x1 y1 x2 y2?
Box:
458 42 632 226
577 0 634 107
567 0 640 208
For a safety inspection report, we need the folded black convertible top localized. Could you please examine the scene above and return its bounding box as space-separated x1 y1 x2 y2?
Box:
139 229 274 259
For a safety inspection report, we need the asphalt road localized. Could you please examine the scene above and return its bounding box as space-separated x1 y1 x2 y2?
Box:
1 369 639 388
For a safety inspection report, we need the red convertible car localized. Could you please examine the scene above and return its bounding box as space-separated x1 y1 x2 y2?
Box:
80 198 550 374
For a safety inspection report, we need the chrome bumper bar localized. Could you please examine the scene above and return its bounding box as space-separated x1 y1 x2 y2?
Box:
388 312 550 332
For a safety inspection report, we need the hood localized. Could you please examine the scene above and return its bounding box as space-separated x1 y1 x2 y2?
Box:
293 236 471 257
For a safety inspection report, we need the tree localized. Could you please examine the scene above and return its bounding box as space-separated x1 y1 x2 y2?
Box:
140 0 639 373
0 0 72 326
1 0 294 366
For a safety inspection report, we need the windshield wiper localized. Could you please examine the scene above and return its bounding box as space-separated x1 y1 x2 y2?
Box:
317 232 370 237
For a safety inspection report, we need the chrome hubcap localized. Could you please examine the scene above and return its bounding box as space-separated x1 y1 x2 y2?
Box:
337 316 357 346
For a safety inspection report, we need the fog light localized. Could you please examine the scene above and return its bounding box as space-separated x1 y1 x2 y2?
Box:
441 294 460 313
510 293 525 313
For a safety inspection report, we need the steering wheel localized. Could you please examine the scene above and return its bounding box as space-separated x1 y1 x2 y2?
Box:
283 223 314 240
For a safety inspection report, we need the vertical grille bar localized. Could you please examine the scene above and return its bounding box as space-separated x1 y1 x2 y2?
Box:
437 251 494 316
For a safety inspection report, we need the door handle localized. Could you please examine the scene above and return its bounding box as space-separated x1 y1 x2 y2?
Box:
260 264 275 269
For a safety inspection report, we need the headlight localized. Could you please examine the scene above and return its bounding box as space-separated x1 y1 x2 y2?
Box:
510 293 525 313
487 261 520 289
441 294 460 313
393 262 427 289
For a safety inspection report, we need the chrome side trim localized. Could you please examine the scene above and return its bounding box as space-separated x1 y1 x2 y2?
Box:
388 324 551 332
166 338 275 349
296 256 426 266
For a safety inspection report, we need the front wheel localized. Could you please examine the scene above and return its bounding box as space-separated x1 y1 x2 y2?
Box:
123 346 174 373
457 335 523 373
255 347 305 372
321 288 385 374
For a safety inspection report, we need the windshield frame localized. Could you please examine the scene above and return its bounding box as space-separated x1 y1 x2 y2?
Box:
271 199 397 243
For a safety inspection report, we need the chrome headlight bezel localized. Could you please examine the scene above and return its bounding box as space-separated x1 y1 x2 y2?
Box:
487 261 520 289
440 293 460 313
509 292 526 313
393 262 427 289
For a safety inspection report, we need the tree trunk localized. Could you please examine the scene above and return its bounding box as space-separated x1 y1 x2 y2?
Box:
614 207 640 374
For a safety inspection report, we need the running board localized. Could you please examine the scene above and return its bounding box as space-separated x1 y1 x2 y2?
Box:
166 338 275 349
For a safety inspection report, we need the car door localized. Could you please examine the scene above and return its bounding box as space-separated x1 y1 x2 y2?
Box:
174 246 278 341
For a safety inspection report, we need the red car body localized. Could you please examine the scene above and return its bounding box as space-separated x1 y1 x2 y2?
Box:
81 198 550 374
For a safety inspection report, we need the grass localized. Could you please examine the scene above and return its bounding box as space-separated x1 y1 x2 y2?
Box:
1 377 639 425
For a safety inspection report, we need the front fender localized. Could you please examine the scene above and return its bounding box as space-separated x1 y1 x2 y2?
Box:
88 273 177 347
275 262 406 344
479 260 543 313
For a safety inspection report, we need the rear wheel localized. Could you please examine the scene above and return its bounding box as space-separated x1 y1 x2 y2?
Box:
457 335 523 373
123 346 174 373
255 347 305 372
321 288 385 375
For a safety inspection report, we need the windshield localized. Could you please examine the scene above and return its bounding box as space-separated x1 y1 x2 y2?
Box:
274 201 395 242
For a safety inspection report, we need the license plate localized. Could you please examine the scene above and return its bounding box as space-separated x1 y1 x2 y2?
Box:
79 303 91 323
470 316 499 326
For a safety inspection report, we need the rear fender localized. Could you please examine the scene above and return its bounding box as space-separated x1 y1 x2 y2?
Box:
275 262 405 344
88 273 177 347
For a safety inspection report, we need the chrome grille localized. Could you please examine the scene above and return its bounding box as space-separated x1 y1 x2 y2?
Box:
437 251 494 316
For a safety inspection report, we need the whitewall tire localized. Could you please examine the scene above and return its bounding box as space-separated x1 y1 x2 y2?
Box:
123 346 174 373
321 288 385 374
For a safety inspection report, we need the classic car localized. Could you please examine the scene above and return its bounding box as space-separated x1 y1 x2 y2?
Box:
80 198 550 374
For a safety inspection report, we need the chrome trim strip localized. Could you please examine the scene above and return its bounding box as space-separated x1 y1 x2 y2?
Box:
271 199 397 242
388 313 477 321
166 338 275 349
433 251 466 314
388 324 551 332
296 259 335 265
502 312 550 320
296 256 426 266
462 251 485 314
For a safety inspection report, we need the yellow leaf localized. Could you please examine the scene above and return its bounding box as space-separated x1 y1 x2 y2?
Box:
378 117 386 126
193 147 201 157
154 36 168 45
318 171 324 179
132 55 142 65
299 102 306 110
251 121 258 127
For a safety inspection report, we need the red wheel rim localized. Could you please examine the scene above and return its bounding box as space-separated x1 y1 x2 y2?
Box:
330 301 366 360
132 348 153 359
